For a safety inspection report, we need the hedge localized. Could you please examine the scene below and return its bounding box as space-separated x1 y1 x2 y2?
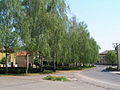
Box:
0 68 41 74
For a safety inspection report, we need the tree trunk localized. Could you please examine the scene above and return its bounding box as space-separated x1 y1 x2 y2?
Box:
5 52 8 74
40 57 44 72
53 56 56 72
76 62 77 67
26 54 29 74
83 63 85 67
38 53 42 71
79 62 81 67
62 63 64 67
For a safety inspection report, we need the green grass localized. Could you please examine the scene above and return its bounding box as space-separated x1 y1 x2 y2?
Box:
39 70 54 74
43 75 69 81
57 65 96 71
71 66 95 70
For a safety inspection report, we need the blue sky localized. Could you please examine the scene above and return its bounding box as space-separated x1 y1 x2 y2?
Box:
67 0 120 52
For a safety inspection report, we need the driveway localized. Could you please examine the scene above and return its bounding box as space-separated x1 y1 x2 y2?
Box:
0 65 120 90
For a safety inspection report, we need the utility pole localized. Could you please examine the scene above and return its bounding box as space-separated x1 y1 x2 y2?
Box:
113 43 120 70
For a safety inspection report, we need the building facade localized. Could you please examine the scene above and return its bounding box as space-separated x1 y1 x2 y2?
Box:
0 52 16 67
16 51 33 67
99 50 116 64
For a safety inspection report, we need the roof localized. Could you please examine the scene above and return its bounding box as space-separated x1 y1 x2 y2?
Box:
100 50 117 55
16 51 27 56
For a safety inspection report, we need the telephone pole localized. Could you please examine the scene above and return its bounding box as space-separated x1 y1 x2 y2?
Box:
113 43 120 70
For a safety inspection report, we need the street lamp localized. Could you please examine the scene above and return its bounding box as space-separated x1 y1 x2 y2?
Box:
113 43 120 70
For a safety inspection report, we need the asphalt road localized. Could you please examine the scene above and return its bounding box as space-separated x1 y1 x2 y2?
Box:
0 65 120 90
80 65 120 84
78 65 120 90
0 74 107 90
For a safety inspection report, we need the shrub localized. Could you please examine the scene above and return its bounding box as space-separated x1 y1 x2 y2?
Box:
0 68 41 74
106 66 117 71
0 67 53 74
0 69 6 74
43 75 68 81
28 68 41 73
39 70 53 74
105 51 117 65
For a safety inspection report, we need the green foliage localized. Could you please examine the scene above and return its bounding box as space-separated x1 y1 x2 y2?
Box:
0 0 100 72
106 66 117 71
0 68 25 74
105 51 117 65
0 57 6 64
39 70 53 74
0 0 22 74
33 58 39 67
43 75 68 81
57 66 95 70
0 68 43 74
0 0 21 50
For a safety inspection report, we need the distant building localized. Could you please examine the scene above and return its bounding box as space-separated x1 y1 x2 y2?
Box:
99 50 117 64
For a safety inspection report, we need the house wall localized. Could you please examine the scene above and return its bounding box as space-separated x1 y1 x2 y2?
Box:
99 54 107 64
16 56 26 67
0 52 16 67
0 53 5 60
10 53 16 65
16 56 33 67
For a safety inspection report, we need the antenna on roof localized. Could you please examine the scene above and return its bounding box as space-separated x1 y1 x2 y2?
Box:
112 43 119 48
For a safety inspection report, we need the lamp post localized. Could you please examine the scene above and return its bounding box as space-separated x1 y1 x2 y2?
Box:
113 43 120 70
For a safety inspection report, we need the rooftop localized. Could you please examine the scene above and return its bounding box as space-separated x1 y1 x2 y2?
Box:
100 50 117 55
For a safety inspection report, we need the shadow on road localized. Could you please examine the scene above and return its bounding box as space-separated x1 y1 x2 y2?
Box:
101 69 108 72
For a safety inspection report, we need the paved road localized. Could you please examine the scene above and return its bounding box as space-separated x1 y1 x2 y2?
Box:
80 65 120 84
0 66 120 90
78 65 120 90
0 74 107 90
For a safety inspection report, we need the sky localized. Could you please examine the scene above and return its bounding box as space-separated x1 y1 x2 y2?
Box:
67 0 120 52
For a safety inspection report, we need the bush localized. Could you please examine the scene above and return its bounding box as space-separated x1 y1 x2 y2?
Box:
28 68 41 73
0 68 26 74
0 68 42 74
0 69 6 74
56 66 95 70
106 66 117 71
43 75 68 81
56 66 70 70
105 51 117 65
39 70 53 74
0 67 54 74
0 57 6 64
